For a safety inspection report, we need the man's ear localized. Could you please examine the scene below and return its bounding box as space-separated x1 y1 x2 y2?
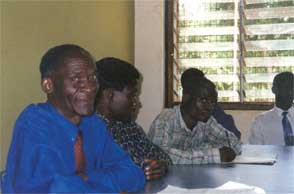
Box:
41 78 54 94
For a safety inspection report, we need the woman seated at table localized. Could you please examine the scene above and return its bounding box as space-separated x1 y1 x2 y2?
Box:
95 57 172 181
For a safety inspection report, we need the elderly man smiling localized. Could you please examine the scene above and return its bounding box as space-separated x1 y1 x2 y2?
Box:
2 44 145 193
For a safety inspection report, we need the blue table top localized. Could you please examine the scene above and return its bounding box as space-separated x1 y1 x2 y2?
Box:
142 145 294 194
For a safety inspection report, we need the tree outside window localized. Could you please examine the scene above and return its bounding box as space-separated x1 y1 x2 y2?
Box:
166 0 294 109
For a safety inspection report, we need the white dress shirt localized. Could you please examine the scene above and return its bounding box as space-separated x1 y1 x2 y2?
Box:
248 105 294 145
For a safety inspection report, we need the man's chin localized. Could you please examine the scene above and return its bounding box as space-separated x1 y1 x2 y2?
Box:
76 107 94 116
277 103 293 111
200 116 210 123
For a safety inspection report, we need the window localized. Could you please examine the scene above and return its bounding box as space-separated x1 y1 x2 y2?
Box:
165 0 294 109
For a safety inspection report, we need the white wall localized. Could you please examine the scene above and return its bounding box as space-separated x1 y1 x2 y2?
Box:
134 0 165 132
227 110 263 142
134 1 264 143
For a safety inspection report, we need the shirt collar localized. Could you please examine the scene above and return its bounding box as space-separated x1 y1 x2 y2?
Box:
43 102 80 139
96 112 110 124
96 112 135 127
175 105 208 132
274 105 294 117
287 105 294 117
175 105 188 130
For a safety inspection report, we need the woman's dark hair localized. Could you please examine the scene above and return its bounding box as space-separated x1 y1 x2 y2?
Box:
95 57 140 92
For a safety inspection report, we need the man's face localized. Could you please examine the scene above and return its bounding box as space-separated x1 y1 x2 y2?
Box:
275 78 294 110
109 83 139 122
50 55 98 121
187 89 216 122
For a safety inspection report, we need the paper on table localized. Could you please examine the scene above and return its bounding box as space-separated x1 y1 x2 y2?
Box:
157 181 266 194
229 150 277 165
217 181 266 194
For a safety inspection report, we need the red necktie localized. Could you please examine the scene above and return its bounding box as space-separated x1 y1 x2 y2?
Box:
74 130 86 173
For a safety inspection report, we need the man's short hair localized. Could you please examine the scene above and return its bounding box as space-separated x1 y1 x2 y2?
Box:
272 71 294 94
39 44 93 79
183 77 217 99
181 68 205 88
181 68 217 98
95 57 140 92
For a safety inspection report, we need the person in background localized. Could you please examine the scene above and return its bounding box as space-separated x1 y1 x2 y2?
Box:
2 44 145 193
248 72 294 146
181 68 241 139
95 57 172 181
148 72 241 164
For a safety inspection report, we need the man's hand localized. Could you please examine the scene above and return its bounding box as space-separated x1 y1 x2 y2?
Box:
143 159 168 181
219 147 236 162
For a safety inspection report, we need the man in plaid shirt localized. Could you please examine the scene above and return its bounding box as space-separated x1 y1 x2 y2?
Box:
148 72 241 164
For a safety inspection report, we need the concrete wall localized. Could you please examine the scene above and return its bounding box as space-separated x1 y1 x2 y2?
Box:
227 110 263 142
0 0 134 170
134 0 165 135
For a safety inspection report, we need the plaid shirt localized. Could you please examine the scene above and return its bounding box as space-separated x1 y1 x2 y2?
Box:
97 114 172 168
148 105 242 164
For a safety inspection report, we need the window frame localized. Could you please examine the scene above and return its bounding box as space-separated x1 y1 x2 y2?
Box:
165 0 275 110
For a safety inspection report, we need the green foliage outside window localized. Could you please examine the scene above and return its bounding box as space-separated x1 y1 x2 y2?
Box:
175 0 294 103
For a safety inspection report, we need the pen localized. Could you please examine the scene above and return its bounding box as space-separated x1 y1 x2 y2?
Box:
225 130 231 148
